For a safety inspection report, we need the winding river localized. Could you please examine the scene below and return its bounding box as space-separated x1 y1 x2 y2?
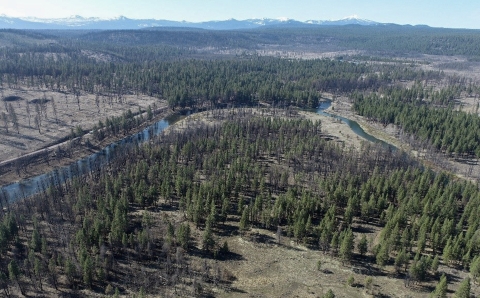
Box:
316 101 394 148
0 103 393 202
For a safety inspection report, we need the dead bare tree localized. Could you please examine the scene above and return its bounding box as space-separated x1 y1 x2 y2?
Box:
95 94 100 114
1 111 8 133
8 104 19 134
51 97 58 124
25 100 31 127
34 114 41 134
76 91 80 111
34 103 42 133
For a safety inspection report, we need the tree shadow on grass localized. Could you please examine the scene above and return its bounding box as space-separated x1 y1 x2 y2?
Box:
188 245 245 262
351 225 375 234
216 223 239 237
229 286 247 294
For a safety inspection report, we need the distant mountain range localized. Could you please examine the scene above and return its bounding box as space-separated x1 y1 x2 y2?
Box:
0 15 402 30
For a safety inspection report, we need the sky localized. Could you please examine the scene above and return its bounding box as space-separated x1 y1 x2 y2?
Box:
0 0 479 29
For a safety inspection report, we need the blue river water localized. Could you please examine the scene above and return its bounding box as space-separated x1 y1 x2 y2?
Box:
316 101 394 148
0 104 393 202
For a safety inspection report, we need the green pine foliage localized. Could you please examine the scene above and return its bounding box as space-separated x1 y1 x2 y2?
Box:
2 106 480 294
454 277 470 298
353 85 480 157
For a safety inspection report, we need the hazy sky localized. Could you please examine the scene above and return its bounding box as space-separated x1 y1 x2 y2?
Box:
1 0 479 29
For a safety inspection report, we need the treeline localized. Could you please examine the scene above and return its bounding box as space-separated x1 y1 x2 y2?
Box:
0 38 444 110
80 25 480 59
74 26 480 58
353 84 480 157
0 110 475 296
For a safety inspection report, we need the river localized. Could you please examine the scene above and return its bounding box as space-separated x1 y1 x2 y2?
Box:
0 104 393 202
316 101 395 149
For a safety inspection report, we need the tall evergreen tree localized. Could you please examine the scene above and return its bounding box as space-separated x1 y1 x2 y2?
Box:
339 229 354 264
454 277 470 298
430 274 447 298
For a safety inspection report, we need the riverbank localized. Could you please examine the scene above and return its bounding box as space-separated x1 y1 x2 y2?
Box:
0 107 172 187
325 94 480 182
166 107 368 151
0 105 388 198
321 96 402 149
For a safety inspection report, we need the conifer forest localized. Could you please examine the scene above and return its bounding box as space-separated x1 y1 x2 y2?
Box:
0 25 479 297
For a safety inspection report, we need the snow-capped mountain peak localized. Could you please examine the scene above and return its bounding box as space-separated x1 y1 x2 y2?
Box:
0 15 385 30
306 15 378 26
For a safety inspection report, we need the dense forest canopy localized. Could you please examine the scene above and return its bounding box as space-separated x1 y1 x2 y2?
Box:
2 25 480 57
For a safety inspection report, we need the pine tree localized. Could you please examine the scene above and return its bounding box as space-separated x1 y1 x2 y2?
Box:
454 277 470 298
339 229 354 264
322 289 335 298
470 255 480 282
30 227 41 252
203 220 215 252
431 255 440 275
430 274 447 298
83 255 94 288
48 256 58 290
376 243 390 267
176 223 191 250
358 234 368 257
394 249 409 273
330 232 339 255
8 260 24 295
65 258 77 286
239 207 249 232
442 239 453 265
